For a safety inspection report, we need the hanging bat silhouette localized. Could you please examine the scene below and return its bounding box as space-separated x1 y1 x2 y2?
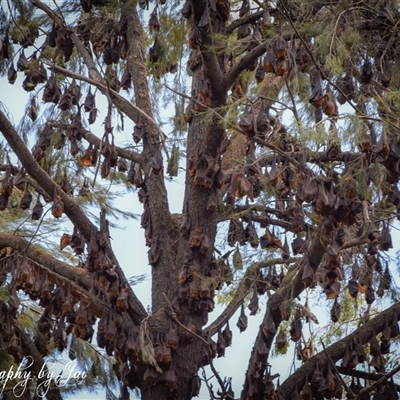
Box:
8 62 17 84
322 89 337 118
115 283 128 313
99 210 110 249
120 69 132 91
274 30 288 60
300 374 312 400
360 59 373 84
198 4 211 33
20 183 32 210
143 366 158 386
313 182 329 215
248 288 259 316
264 49 276 74
237 304 248 333
149 37 164 64
42 73 61 104
227 219 243 247
117 158 129 173
275 329 287 349
39 271 53 307
17 49 28 71
260 227 282 250
149 146 163 175
380 56 392 88
28 98 38 121
330 299 341 323
266 154 281 187
108 135 118 168
245 220 259 249
61 283 73 315
380 315 391 354
69 226 85 254
374 131 390 162
369 354 385 373
70 136 80 157
237 23 251 39
206 190 218 213
58 87 71 111
2 165 13 196
302 173 318 202
165 323 179 351
155 335 172 369
239 104 254 137
369 331 380 358
60 171 72 195
275 58 289 77
190 374 201 397
301 255 314 288
148 235 161 265
13 168 26 190
263 307 276 337
229 171 254 200
289 314 302 342
255 61 265 84
282 235 290 260
161 364 178 392
87 226 99 260
379 225 393 251
132 116 145 143
365 286 375 304
221 321 233 348
101 158 111 179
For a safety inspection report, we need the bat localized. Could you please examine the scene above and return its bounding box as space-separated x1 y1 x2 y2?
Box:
330 299 341 322
236 304 248 333
274 31 288 60
198 4 211 33
100 210 110 248
239 104 255 138
149 145 163 175
60 171 72 195
20 183 33 210
302 255 314 288
360 59 373 83
58 87 72 111
8 62 17 84
165 323 179 350
380 224 393 250
190 374 201 397
275 329 287 349
2 165 13 196
42 73 61 104
245 220 259 249
264 49 275 74
116 283 128 313
248 288 258 316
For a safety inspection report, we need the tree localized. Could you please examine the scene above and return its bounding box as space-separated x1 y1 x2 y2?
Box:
0 0 400 399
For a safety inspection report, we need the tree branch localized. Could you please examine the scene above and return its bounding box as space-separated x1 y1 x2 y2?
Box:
0 109 148 324
279 302 400 398
0 233 137 326
225 42 267 91
205 257 301 337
